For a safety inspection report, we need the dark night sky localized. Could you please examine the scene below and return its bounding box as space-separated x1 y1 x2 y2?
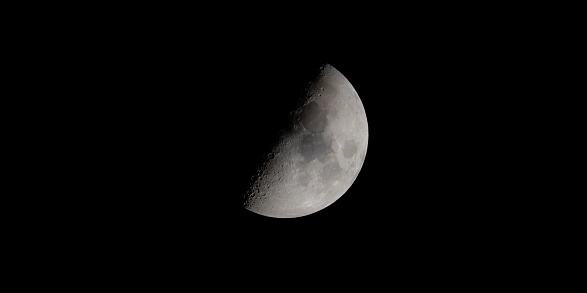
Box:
19 6 544 281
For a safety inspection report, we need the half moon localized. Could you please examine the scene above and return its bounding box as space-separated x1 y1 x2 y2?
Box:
244 64 368 218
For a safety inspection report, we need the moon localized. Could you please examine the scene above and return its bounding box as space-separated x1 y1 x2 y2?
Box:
244 64 368 218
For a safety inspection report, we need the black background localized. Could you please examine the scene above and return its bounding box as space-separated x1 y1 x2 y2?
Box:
11 4 550 282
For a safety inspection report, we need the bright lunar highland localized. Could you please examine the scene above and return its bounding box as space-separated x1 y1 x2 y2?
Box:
244 64 368 218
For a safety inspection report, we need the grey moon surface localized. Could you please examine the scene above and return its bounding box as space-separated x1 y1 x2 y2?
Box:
244 64 368 218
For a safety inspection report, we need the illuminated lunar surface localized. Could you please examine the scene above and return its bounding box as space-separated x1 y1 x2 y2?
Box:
244 64 368 218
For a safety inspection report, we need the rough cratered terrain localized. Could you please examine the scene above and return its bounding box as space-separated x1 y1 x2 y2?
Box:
244 64 368 218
